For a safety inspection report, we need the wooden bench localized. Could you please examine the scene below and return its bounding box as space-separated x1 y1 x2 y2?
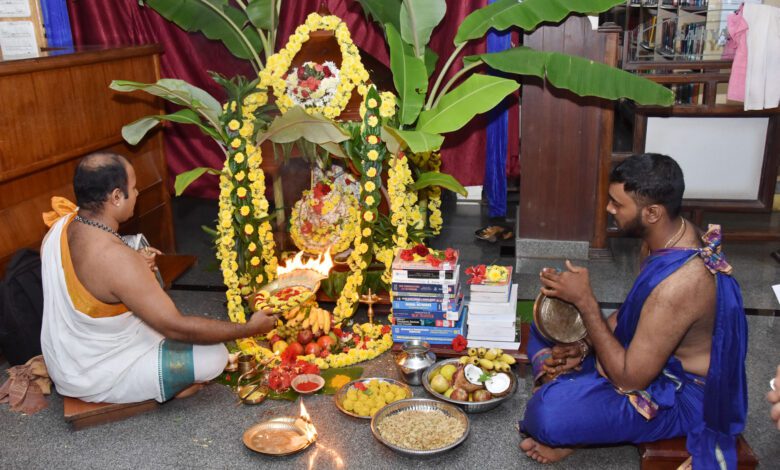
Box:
63 396 158 430
638 435 758 470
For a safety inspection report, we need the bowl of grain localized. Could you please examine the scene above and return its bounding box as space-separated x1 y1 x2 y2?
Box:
370 398 469 456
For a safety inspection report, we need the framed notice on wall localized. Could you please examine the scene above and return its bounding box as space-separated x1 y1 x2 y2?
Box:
0 0 46 59
636 114 780 211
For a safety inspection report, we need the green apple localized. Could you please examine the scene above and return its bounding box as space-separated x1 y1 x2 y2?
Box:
431 375 450 394
440 364 457 381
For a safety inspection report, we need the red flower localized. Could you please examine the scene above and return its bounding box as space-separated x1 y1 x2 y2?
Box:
301 362 320 375
380 325 391 335
426 254 441 268
444 248 457 262
332 327 343 337
413 244 428 257
313 182 331 199
281 346 298 363
301 221 313 235
400 250 414 261
451 335 468 352
354 382 367 391
465 264 487 284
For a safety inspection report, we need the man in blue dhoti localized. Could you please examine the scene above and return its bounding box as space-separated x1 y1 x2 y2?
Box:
520 153 747 469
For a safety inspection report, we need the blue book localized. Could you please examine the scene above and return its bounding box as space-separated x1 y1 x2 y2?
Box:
392 334 457 345
394 318 457 327
391 282 458 294
392 308 461 322
392 297 460 312
392 308 467 339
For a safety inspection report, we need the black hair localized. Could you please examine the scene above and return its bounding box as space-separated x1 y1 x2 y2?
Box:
73 152 130 213
609 153 685 218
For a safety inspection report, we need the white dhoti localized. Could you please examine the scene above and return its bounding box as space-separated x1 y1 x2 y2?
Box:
40 214 227 403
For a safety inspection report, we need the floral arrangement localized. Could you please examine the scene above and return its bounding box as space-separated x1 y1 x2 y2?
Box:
290 179 360 255
451 334 468 352
284 60 340 109
398 243 458 268
465 264 509 284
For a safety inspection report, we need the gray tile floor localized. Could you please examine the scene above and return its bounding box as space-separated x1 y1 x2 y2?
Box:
1 194 778 469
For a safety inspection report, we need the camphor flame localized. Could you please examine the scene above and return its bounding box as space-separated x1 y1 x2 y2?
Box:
298 400 318 443
277 250 334 278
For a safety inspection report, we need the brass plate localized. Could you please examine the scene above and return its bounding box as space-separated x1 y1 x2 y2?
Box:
533 293 587 344
251 269 323 314
334 378 412 420
242 416 315 456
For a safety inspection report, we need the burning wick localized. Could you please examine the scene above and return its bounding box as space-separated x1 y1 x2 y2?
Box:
277 250 334 278
295 400 318 443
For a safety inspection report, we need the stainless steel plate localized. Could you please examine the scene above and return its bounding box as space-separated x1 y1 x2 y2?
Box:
533 293 587 344
334 378 412 419
370 398 469 456
421 358 517 413
242 416 315 456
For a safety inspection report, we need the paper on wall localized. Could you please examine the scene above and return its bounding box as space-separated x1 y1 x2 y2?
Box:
0 20 38 58
0 0 31 18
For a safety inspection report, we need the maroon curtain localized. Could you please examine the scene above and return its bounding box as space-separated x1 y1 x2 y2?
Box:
68 0 514 194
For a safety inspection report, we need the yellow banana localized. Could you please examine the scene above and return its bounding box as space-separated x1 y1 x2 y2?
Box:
323 311 331 334
500 353 516 365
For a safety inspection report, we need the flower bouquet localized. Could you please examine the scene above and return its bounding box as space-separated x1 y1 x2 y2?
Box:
285 60 340 109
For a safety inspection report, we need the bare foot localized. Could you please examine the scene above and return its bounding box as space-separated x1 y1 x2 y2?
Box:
174 383 205 399
520 437 574 464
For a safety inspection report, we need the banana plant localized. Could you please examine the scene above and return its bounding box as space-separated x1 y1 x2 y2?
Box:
357 0 674 155
140 0 282 73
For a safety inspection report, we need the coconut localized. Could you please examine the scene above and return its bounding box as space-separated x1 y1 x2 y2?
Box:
485 373 511 397
464 364 484 385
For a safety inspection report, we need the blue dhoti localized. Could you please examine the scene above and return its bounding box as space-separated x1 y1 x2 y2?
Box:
521 226 747 469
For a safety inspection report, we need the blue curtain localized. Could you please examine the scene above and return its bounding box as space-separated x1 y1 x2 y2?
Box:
41 0 73 48
484 0 511 218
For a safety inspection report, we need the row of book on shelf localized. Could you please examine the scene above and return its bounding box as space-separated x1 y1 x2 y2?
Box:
389 249 520 350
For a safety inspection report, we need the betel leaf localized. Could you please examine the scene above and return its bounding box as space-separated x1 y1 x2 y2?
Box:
257 106 349 145
411 171 467 197
384 127 444 154
399 0 446 58
121 109 220 146
174 167 222 196
386 23 427 126
416 74 518 135
356 0 401 32
143 0 263 61
466 47 674 106
455 0 624 45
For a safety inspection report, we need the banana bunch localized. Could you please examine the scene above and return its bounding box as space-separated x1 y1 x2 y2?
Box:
302 307 331 336
283 306 302 320
458 347 516 372
286 308 307 327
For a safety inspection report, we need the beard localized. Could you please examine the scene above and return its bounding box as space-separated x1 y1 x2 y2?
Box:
618 211 647 238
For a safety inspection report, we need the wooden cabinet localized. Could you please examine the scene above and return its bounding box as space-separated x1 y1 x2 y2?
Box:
0 45 177 275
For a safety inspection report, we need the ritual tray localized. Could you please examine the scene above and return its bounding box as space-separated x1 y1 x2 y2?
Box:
532 294 587 344
242 416 315 456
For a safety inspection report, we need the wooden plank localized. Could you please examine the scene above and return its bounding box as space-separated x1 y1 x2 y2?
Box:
63 396 158 431
638 435 758 470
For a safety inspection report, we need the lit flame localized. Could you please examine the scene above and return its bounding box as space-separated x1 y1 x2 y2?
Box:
297 400 318 443
277 250 334 278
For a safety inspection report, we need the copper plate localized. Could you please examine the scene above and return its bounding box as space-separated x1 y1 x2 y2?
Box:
533 293 587 344
243 416 315 456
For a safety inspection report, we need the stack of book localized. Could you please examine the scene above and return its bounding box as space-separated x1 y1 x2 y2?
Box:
390 249 466 345
466 266 520 350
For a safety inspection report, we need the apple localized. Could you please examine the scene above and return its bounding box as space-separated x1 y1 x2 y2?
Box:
287 342 304 357
472 389 493 402
450 388 468 401
272 340 288 354
297 329 314 345
269 334 282 344
305 342 322 356
319 348 330 358
317 335 334 351
431 375 450 394
439 364 457 382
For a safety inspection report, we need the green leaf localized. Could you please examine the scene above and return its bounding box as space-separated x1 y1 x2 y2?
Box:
321 367 364 394
400 0 446 58
455 0 624 45
416 74 518 134
245 0 276 31
384 127 444 153
412 171 467 196
318 141 347 159
380 126 404 155
121 109 220 145
466 47 674 106
110 79 223 128
356 0 401 32
143 0 262 61
386 24 428 126
258 106 349 145
174 167 221 196
424 47 439 78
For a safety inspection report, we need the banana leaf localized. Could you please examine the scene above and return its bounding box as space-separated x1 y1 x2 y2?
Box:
257 106 349 145
245 0 278 32
356 0 401 32
174 167 222 196
455 0 624 45
121 109 221 146
110 79 223 128
143 0 262 63
383 127 444 154
416 74 519 135
400 0 446 58
411 171 467 197
386 24 428 126
465 47 674 106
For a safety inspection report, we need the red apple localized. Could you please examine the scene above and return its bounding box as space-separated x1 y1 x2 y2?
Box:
297 329 314 345
287 342 304 357
317 335 334 351
319 349 330 358
304 342 322 356
269 334 282 344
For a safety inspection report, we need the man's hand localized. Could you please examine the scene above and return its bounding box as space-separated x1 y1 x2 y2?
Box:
539 260 595 311
542 342 588 379
139 246 162 272
246 309 278 336
767 365 780 430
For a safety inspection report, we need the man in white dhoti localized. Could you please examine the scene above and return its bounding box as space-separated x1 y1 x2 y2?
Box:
40 152 276 403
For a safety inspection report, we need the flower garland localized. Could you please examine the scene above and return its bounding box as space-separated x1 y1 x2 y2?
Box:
259 13 370 119
428 152 444 235
284 60 340 108
309 324 393 370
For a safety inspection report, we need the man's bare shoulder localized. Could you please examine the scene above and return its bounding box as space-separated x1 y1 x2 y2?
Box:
648 256 715 320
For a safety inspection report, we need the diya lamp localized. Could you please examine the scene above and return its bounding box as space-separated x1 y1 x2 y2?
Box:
359 288 380 325
242 398 318 455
